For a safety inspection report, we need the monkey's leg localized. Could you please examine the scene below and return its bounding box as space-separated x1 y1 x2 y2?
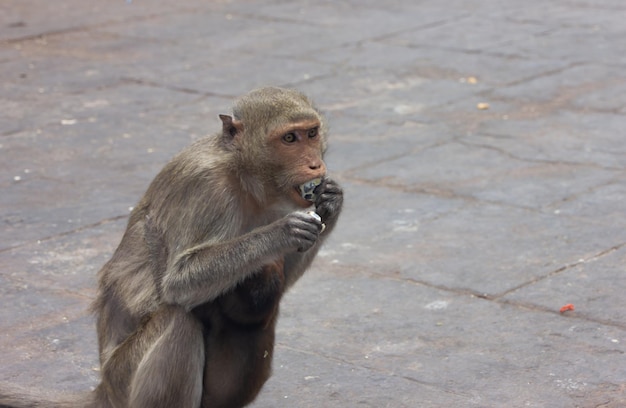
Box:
98 305 204 408
201 315 278 408
199 261 284 407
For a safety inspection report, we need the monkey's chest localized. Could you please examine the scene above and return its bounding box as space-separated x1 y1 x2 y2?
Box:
193 260 285 330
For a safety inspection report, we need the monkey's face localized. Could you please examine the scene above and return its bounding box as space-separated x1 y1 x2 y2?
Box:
269 120 327 208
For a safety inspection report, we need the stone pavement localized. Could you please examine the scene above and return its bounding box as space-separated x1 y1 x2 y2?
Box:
1 1 625 407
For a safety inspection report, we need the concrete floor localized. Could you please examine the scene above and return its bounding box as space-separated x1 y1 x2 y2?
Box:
1 1 625 407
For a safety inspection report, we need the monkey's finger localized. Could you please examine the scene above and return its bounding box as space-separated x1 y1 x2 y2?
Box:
320 177 341 191
312 178 327 196
315 193 342 216
295 230 319 252
294 211 322 229
312 178 340 200
314 186 343 208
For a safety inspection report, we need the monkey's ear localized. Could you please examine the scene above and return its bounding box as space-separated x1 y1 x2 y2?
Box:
219 114 243 141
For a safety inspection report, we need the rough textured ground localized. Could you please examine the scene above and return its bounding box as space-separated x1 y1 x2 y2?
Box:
1 1 625 407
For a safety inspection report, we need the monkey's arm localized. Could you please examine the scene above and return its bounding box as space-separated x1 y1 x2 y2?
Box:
283 177 344 288
159 211 322 309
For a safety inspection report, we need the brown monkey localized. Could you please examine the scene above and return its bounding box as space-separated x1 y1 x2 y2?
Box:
0 87 343 408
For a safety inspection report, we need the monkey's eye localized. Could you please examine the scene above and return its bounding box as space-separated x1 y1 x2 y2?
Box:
307 127 318 138
282 133 297 143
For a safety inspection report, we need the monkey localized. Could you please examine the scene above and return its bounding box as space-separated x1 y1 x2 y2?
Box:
0 87 343 408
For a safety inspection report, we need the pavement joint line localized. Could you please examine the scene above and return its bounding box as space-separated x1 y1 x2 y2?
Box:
2 27 88 45
495 61 586 89
1 7 211 45
3 273 96 304
279 72 339 89
276 343 470 398
494 242 626 301
224 11 325 27
477 132 626 171
560 2 626 12
373 271 496 301
395 42 531 61
258 17 472 66
340 136 624 215
496 298 626 331
342 174 471 201
479 81 625 118
370 266 626 331
367 15 472 44
341 174 548 214
1 128 23 137
544 176 626 210
88 29 181 46
343 170 626 226
0 78 217 137
456 139 625 172
341 140 452 178
0 308 92 349
0 215 128 254
119 77 236 99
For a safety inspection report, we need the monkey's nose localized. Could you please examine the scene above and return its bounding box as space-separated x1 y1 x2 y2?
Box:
309 160 325 171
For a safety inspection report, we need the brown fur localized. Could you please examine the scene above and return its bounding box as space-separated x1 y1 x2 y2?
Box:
0 87 343 408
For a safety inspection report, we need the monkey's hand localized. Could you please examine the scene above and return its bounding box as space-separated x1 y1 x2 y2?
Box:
314 177 343 228
278 211 323 253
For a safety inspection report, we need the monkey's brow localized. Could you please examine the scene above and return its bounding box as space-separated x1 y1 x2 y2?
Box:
285 111 320 124
276 118 320 133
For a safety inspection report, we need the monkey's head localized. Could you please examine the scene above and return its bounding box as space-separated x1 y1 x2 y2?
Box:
219 87 328 209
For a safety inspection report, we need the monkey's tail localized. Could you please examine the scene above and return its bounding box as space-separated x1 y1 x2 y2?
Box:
0 382 94 408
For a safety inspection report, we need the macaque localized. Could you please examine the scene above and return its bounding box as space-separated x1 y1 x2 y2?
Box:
0 87 343 408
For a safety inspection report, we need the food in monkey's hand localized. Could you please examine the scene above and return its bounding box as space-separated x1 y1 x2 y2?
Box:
306 210 325 233
306 211 321 223
299 177 323 202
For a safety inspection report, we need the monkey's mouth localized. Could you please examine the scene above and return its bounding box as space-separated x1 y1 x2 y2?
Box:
298 178 323 202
